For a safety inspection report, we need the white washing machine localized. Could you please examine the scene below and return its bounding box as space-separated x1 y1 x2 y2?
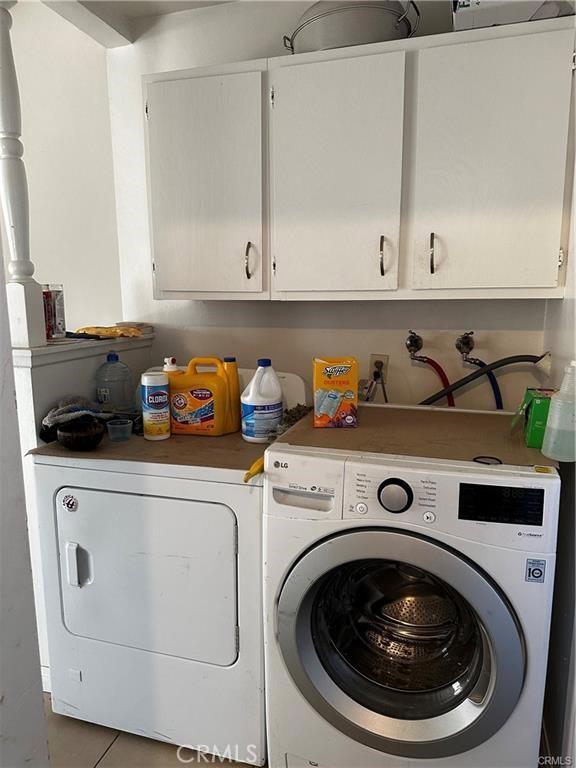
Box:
264 407 561 768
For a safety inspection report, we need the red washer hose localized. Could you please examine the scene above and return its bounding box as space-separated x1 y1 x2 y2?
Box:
420 357 455 407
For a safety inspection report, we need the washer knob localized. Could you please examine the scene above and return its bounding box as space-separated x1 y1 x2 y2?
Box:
377 479 413 514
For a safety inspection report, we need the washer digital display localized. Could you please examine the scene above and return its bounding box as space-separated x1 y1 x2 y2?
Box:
458 483 544 526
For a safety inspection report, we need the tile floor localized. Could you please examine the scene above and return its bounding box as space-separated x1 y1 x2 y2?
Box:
44 697 244 768
44 695 549 767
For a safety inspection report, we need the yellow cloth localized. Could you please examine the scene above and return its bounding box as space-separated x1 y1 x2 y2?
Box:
76 326 142 338
243 456 264 483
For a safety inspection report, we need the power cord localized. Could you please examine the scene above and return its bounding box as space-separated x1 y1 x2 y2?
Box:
373 359 389 403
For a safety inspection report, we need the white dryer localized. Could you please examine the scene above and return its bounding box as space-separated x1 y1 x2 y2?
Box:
264 406 560 768
31 437 266 765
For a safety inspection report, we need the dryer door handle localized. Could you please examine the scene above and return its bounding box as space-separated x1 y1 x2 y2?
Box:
65 541 80 587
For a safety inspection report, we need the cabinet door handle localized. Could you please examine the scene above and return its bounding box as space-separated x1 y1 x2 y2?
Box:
429 232 436 275
379 235 386 276
245 241 254 280
65 541 80 587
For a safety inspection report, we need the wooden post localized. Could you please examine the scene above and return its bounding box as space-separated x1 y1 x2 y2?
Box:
0 5 45 347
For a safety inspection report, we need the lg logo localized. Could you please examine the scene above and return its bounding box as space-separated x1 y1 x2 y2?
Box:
273 461 288 469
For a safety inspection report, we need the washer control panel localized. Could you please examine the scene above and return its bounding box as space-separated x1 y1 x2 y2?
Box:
342 456 560 550
377 478 414 513
346 462 438 521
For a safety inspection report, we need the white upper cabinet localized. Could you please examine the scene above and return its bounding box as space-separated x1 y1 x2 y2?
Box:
143 21 574 301
145 65 267 299
270 52 405 296
410 30 574 290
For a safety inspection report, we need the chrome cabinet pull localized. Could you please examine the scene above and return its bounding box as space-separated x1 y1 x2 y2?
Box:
429 232 435 275
379 235 386 276
245 241 254 279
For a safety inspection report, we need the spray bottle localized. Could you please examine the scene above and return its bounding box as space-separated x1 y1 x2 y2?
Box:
542 361 576 462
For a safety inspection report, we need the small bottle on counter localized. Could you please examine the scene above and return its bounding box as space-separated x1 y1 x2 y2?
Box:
141 371 171 441
42 284 66 340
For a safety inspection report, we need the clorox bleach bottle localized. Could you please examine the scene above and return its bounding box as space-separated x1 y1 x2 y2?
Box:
241 359 283 443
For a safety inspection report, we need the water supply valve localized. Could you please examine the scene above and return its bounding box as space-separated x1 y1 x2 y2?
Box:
455 331 475 360
405 330 423 359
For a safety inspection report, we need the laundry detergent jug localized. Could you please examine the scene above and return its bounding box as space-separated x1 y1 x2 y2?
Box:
168 357 231 435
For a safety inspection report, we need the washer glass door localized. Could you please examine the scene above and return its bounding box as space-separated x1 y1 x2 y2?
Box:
312 560 485 720
277 529 525 759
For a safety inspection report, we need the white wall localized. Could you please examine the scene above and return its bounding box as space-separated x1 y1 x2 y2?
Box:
107 1 547 411
9 0 122 332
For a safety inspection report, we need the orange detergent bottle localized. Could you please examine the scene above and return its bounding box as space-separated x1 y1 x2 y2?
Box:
168 357 233 435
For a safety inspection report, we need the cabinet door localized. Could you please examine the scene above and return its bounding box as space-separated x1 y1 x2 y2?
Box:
146 70 264 295
271 52 405 294
411 30 573 290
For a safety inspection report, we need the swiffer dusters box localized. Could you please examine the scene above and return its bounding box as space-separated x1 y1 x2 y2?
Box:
512 388 555 449
313 357 358 428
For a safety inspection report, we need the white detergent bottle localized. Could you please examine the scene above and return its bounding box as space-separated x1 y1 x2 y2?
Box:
542 360 576 462
241 358 283 443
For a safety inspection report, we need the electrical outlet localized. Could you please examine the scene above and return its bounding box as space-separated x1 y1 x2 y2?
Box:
369 354 389 383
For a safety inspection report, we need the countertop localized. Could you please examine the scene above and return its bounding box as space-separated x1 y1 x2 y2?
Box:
277 405 555 468
30 405 555 475
30 431 265 472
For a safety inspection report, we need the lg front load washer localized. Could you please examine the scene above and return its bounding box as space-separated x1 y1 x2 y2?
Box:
263 407 560 768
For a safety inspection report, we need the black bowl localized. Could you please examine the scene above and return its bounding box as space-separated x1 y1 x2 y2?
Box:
57 417 105 451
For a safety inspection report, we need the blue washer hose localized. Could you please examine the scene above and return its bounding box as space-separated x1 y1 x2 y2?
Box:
468 358 504 410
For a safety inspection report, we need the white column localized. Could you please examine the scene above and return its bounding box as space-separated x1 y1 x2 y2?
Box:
0 239 49 765
0 4 45 348
0 8 49 761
